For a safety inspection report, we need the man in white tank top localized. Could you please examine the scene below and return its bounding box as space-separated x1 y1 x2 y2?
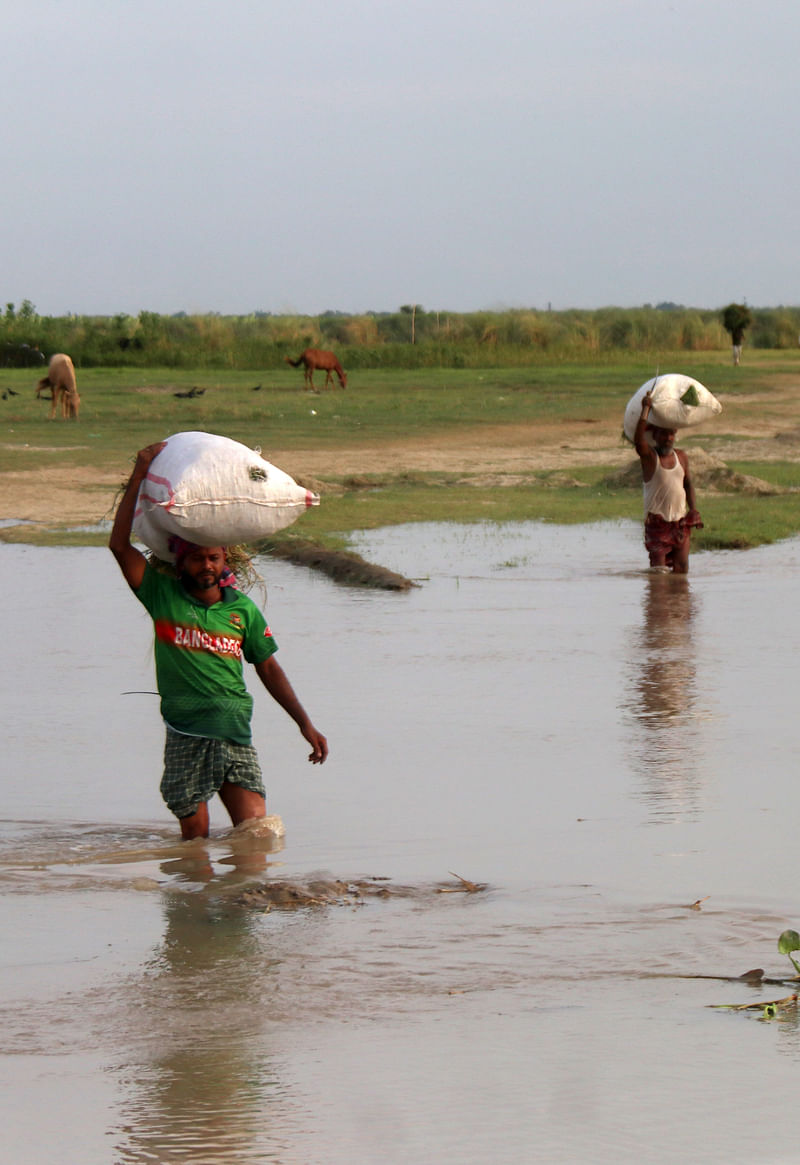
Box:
634 390 703 573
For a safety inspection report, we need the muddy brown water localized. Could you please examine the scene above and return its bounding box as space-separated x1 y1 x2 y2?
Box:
3 524 800 1164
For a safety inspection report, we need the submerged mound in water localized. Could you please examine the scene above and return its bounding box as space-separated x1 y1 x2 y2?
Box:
238 872 488 910
262 537 417 590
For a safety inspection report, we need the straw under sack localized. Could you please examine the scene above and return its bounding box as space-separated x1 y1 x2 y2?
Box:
133 431 319 560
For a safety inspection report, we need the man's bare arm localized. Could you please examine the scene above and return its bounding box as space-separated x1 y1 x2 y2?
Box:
633 391 657 477
681 459 697 512
109 442 167 590
679 452 701 522
254 655 328 764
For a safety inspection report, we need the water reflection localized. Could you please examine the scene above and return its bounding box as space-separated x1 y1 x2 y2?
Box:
623 573 705 821
775 1004 800 1060
117 1040 281 1165
112 828 293 1164
159 818 284 886
113 889 282 1164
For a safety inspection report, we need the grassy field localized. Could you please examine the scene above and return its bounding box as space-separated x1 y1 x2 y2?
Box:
2 351 800 569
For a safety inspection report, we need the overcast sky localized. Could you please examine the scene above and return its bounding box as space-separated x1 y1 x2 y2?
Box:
4 0 798 316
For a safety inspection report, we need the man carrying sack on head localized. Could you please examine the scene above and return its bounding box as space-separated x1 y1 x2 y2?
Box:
109 441 328 839
634 392 704 574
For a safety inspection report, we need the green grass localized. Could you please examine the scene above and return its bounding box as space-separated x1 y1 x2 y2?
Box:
1 351 787 456
288 471 797 553
296 478 631 535
692 494 800 550
724 461 800 488
3 354 800 556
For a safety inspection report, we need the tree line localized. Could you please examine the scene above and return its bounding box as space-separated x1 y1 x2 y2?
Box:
1 299 794 370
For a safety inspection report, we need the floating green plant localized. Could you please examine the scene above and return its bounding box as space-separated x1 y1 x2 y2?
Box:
778 929 800 976
710 994 797 1019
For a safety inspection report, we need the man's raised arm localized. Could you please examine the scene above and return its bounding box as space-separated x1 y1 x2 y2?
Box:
109 442 167 591
633 390 657 474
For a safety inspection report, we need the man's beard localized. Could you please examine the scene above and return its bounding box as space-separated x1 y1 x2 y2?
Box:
181 568 222 591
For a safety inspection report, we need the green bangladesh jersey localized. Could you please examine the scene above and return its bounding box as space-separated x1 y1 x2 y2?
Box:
134 564 278 745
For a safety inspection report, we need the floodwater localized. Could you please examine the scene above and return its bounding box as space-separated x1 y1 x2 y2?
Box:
3 522 800 1164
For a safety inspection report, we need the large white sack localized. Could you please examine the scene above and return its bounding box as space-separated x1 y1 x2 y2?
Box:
133 431 320 560
623 374 722 442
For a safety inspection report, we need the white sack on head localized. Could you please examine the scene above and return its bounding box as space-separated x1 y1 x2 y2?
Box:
623 374 722 442
133 431 319 560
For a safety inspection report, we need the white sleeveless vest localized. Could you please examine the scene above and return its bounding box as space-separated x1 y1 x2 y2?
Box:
643 452 687 521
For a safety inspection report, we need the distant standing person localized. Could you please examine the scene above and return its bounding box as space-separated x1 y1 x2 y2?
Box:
731 325 745 367
109 441 328 839
721 303 752 367
634 392 703 574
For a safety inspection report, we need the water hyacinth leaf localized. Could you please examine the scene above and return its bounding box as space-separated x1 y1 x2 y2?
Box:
778 929 800 974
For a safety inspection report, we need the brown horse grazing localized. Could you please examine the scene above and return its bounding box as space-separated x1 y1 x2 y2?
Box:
285 348 347 391
36 353 80 419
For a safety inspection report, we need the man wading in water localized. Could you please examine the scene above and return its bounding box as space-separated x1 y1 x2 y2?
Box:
634 391 703 574
109 441 328 839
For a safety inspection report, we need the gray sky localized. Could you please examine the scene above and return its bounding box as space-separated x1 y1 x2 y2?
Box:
4 0 798 316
